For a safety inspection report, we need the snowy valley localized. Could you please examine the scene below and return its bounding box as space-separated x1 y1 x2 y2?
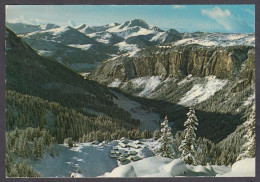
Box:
5 16 256 178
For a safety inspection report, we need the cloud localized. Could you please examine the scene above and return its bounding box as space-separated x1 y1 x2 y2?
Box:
172 5 186 9
201 7 253 33
68 20 77 27
244 8 255 16
31 18 40 25
8 15 40 25
202 7 231 18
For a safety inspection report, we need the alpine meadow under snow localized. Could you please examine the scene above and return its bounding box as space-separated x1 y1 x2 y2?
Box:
5 10 256 178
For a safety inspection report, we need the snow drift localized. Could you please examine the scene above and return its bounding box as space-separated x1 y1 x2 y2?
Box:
102 156 216 177
102 157 255 177
216 158 255 177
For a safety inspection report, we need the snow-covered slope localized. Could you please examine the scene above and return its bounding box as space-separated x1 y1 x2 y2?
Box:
173 33 255 47
102 156 230 177
111 91 160 132
178 76 228 106
22 26 98 45
116 76 163 97
216 158 255 177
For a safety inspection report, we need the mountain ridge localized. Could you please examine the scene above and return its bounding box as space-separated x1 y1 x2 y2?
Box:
7 20 255 73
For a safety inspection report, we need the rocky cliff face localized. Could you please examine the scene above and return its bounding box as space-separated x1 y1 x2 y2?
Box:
90 45 255 85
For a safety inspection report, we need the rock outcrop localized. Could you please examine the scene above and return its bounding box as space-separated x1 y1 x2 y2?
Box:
90 45 255 87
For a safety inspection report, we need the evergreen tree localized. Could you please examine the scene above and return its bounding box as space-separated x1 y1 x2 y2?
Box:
156 116 175 159
49 143 55 157
179 107 198 165
68 138 74 148
237 109 256 161
32 138 38 160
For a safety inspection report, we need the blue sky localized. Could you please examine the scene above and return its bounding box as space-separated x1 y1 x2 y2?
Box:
6 5 255 33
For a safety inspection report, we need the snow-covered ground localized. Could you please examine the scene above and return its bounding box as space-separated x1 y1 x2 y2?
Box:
108 79 121 88
150 32 167 42
103 156 228 177
28 138 254 178
24 26 70 37
131 76 162 97
67 44 92 50
29 142 118 177
112 76 163 98
37 50 53 56
111 91 160 132
216 158 255 177
178 76 228 106
116 41 140 57
28 139 156 177
103 157 254 177
243 92 255 106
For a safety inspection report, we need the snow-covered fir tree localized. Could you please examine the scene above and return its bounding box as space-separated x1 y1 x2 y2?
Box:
236 109 255 161
179 107 198 165
156 116 175 159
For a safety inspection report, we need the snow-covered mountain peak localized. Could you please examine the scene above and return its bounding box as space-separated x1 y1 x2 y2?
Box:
76 24 88 30
40 23 60 30
44 26 73 36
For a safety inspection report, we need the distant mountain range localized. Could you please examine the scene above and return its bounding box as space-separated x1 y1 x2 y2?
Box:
7 19 254 72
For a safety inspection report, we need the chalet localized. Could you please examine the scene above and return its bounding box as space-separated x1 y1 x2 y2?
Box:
110 150 116 154
128 151 137 155
120 137 129 144
128 143 140 149
122 153 129 157
134 140 142 144
110 154 118 158
113 146 119 150
131 156 142 161
118 156 126 162
119 149 125 154
118 142 126 148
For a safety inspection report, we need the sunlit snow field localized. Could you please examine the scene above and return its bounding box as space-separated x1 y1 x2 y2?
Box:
27 139 255 177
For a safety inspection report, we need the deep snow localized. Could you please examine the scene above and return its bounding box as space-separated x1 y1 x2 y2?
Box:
28 139 156 177
103 157 254 177
28 139 254 178
216 158 255 177
102 156 229 177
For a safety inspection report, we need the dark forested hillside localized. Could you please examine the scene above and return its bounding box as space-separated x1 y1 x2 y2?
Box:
6 90 142 143
5 27 137 124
